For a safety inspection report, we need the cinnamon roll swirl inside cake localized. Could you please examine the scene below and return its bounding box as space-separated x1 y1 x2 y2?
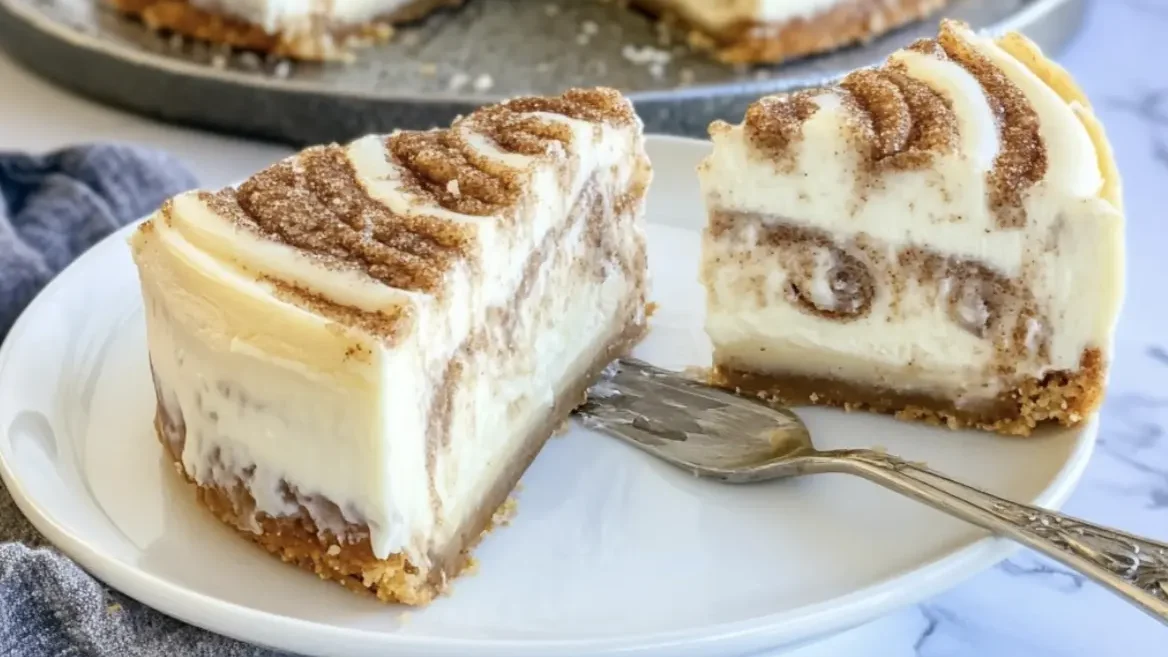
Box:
698 21 1124 436
130 88 650 604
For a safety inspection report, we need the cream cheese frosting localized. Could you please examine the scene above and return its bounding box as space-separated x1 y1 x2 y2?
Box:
132 88 651 570
699 21 1124 416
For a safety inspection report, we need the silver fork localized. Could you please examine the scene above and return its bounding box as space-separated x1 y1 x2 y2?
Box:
576 358 1168 625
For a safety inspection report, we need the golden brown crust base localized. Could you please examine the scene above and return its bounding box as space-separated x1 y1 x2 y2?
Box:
712 348 1105 437
155 316 647 605
106 0 460 60
635 0 949 64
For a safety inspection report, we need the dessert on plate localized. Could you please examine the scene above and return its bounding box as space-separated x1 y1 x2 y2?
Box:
129 87 651 604
698 20 1124 436
107 0 949 63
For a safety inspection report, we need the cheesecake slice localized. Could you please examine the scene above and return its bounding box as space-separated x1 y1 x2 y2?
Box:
638 0 949 64
130 88 650 604
109 0 947 63
698 21 1124 436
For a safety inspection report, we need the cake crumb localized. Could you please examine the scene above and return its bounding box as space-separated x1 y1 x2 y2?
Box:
327 544 341 556
686 30 716 52
472 74 494 92
446 179 461 197
462 557 480 576
491 497 518 527
419 62 437 76
106 603 122 614
448 72 470 91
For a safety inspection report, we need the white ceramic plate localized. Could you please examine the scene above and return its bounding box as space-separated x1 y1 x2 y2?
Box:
0 136 1095 657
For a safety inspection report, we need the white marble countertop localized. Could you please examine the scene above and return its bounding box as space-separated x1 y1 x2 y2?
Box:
1 0 1166 654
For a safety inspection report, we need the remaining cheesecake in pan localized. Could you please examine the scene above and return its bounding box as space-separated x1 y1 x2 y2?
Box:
698 20 1124 436
130 87 651 604
106 0 455 60
108 0 948 63
639 0 949 64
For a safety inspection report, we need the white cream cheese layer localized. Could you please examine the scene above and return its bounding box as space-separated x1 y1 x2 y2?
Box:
699 23 1125 400
131 96 649 564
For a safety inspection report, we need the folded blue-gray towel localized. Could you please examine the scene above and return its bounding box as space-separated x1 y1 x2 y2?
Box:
0 144 278 656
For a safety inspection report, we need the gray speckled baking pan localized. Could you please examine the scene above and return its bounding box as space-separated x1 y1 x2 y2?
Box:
0 0 1085 145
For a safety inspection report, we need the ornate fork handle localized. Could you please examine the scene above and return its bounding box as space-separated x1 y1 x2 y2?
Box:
804 449 1168 624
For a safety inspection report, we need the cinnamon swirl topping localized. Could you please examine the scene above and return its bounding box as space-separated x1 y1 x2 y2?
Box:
195 87 636 297
840 68 960 171
936 21 1046 228
742 92 820 168
737 20 1048 226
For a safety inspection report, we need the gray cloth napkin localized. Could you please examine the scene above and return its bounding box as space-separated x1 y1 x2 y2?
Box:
0 145 275 656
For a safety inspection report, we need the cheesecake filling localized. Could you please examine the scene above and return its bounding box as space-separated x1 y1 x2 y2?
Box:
131 89 651 588
698 22 1124 432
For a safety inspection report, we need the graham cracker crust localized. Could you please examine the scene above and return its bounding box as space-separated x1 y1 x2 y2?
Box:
635 0 948 64
106 0 461 60
154 315 646 605
711 348 1105 437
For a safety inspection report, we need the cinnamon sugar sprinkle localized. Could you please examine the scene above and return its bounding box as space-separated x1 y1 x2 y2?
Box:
936 20 1046 229
184 87 633 336
740 20 1046 225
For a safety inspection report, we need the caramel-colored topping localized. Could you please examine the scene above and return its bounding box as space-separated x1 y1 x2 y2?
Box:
936 21 1046 229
